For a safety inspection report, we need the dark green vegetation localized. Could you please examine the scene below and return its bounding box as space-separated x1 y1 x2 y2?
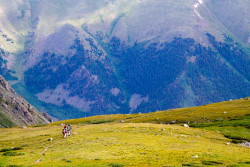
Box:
182 162 201 166
0 48 17 81
25 39 86 92
11 81 85 120
109 35 248 113
0 0 249 120
207 34 249 80
190 115 250 142
0 146 25 157
3 151 25 156
108 163 125 167
24 37 126 119
87 120 113 124
201 160 223 165
23 33 250 120
0 146 23 152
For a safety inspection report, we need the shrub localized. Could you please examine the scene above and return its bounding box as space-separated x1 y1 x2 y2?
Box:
232 139 244 144
12 147 23 151
33 124 46 127
224 135 245 141
18 152 25 155
238 161 250 164
214 118 223 122
202 160 223 165
62 159 72 163
0 148 12 152
65 160 72 163
3 151 25 156
88 120 113 124
0 146 23 152
3 151 18 156
108 163 125 167
182 163 201 166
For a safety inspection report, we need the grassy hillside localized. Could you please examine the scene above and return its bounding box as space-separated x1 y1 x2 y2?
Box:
52 97 250 142
0 124 249 167
51 98 249 125
0 98 249 167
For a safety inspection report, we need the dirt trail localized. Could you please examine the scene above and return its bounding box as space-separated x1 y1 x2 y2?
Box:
35 126 80 163
35 139 61 163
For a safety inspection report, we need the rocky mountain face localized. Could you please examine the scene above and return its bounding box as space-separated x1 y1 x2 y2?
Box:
0 0 249 120
0 75 52 127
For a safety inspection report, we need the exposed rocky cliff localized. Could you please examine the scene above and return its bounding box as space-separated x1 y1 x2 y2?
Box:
0 75 52 127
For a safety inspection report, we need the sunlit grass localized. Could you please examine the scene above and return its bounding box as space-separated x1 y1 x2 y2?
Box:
50 98 250 126
0 98 249 166
0 123 250 167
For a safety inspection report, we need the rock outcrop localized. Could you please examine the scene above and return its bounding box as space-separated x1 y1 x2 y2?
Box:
0 75 52 127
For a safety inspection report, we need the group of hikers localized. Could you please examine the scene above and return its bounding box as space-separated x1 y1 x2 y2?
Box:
62 124 72 138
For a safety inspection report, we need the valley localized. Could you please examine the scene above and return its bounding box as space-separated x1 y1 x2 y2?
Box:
0 0 249 119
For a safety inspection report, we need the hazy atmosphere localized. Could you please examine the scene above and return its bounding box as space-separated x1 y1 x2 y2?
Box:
0 1 249 166
0 0 249 120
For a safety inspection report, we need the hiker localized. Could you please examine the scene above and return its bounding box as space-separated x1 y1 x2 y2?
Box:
62 126 67 138
67 124 72 136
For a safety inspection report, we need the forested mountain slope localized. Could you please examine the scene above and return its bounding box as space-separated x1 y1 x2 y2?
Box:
0 0 249 119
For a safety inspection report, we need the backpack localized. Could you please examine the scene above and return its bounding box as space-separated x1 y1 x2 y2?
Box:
63 128 66 134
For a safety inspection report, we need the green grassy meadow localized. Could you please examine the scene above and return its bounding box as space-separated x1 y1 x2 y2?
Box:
0 98 249 167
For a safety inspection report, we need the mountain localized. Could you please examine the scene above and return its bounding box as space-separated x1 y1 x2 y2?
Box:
0 0 249 120
0 98 249 167
0 75 52 127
